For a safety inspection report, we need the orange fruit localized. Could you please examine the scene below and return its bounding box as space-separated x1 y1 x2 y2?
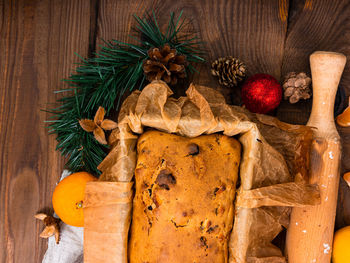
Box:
52 172 97 227
332 226 350 263
336 105 350 127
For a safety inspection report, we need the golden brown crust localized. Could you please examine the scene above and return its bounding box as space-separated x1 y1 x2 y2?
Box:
129 130 241 263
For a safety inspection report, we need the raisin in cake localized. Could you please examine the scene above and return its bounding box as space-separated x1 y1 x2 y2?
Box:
129 130 241 263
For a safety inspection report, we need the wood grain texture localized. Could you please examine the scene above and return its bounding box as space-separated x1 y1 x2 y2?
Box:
97 0 288 102
277 0 350 125
1 0 350 262
275 0 350 228
0 0 91 262
286 51 345 263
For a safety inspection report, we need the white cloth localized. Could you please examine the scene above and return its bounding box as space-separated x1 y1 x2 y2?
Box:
42 170 84 263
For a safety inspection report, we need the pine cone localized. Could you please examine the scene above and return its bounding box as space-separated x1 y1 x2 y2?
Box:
211 57 246 88
143 44 187 85
283 72 312 104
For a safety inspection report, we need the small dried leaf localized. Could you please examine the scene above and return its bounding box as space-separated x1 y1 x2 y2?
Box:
94 106 105 125
79 119 96 132
101 119 118 130
40 225 56 238
35 213 47 221
93 126 107 144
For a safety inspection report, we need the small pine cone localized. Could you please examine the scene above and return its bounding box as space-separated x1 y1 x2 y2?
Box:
283 72 312 104
143 44 187 85
211 56 246 88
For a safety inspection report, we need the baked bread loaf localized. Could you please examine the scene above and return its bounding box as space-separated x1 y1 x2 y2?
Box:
129 130 241 263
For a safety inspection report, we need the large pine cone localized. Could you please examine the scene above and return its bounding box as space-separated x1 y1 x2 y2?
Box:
283 72 312 103
143 44 187 85
211 57 246 88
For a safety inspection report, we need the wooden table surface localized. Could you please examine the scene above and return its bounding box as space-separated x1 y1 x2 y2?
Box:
1 0 350 262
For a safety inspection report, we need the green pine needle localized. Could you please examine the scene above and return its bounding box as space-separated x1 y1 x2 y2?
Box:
47 10 205 176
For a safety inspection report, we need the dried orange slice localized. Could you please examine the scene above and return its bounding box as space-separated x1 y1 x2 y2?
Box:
336 99 350 127
52 172 97 227
343 172 350 188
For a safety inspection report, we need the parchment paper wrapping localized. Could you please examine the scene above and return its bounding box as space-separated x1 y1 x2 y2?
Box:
85 80 319 263
83 182 133 263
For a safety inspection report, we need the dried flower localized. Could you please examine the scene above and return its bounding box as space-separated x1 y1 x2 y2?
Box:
35 213 60 244
283 72 312 103
79 106 118 144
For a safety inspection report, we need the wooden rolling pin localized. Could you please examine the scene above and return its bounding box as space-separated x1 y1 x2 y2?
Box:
286 51 346 263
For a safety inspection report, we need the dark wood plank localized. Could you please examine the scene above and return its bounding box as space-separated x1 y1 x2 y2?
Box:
275 0 350 228
1 0 349 261
97 0 288 103
0 0 92 262
97 0 350 230
277 0 350 125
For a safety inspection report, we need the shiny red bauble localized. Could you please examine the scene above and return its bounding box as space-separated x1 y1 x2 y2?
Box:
241 73 282 114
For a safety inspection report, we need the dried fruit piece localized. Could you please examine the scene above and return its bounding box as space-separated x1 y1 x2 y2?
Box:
343 172 350 187
336 99 350 127
282 72 312 103
156 170 176 190
187 143 199 156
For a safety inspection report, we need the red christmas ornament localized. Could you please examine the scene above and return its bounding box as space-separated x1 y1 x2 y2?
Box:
241 73 282 114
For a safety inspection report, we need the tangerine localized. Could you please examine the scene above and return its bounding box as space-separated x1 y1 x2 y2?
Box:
52 172 97 227
332 226 350 263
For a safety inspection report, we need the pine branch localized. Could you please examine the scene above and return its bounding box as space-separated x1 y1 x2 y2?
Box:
47 10 205 175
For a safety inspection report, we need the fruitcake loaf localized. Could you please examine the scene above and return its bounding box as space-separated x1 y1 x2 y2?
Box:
129 130 241 263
